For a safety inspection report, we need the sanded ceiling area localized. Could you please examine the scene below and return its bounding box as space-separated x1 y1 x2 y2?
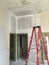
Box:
0 0 49 15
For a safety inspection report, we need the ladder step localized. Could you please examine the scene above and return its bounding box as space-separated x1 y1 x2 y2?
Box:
31 47 36 49
31 45 36 47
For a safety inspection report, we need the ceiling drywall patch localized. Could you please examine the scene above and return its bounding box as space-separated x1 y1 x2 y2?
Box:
21 0 30 5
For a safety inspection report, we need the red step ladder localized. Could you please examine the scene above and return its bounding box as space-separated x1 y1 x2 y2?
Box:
25 26 49 65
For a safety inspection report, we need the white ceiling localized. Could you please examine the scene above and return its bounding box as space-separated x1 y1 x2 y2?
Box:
0 0 49 16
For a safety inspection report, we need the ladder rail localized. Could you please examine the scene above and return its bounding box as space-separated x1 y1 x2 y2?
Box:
25 27 35 65
40 28 49 65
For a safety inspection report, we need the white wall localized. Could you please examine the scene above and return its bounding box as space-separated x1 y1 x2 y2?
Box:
38 13 49 32
0 4 10 65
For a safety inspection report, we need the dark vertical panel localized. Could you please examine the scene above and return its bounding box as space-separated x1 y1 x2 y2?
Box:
10 34 16 61
17 34 28 60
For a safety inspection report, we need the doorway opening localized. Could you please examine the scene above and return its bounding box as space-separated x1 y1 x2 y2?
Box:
17 34 28 60
10 33 16 61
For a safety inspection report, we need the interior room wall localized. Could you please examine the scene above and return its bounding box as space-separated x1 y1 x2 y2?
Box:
0 3 49 64
38 13 49 32
0 4 10 65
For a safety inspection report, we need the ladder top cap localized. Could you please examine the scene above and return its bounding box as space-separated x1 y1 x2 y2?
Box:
33 26 41 28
